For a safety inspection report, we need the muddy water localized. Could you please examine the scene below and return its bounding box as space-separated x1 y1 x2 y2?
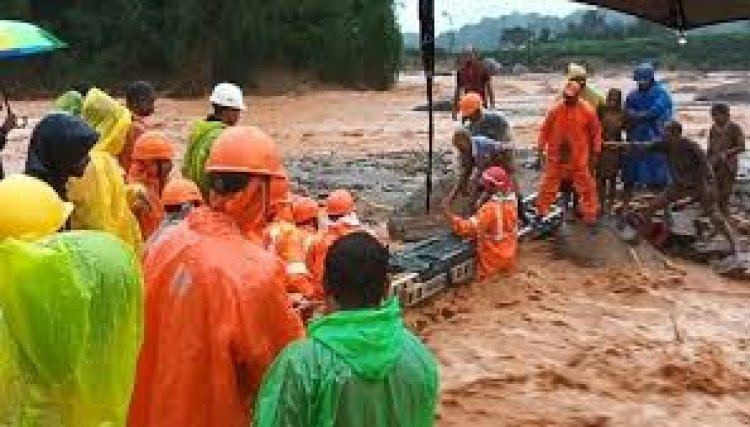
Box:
2 71 750 425
409 245 750 426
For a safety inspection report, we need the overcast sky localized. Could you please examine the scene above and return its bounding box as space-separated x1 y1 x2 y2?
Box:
397 0 592 33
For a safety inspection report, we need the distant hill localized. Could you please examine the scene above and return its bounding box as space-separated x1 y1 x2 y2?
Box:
403 10 750 52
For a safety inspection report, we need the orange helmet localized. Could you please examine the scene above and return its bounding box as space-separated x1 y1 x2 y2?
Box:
205 126 286 177
132 132 175 161
326 189 355 217
162 178 203 206
459 92 482 117
293 196 319 224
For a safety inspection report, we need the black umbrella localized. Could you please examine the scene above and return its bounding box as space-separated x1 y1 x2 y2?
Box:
575 0 750 31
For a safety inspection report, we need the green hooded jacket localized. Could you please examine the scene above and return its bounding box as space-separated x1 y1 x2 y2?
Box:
182 119 226 195
253 298 439 427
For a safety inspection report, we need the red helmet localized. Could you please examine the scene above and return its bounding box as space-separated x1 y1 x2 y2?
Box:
481 166 513 192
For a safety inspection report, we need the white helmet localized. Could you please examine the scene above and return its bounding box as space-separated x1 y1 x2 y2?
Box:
209 82 246 110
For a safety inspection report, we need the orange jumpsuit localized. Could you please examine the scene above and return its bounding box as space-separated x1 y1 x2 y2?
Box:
128 207 305 427
537 100 602 223
265 220 314 297
308 222 358 299
450 194 518 279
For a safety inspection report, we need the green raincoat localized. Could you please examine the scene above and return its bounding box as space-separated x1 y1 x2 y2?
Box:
253 298 439 427
0 231 143 426
182 119 226 195
53 91 83 116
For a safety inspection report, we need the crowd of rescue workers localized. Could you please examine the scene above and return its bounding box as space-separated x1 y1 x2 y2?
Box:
0 51 744 426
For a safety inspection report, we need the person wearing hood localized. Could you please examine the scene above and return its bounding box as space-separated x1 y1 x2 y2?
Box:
445 166 518 279
72 89 143 252
183 82 246 194
0 175 142 426
623 63 673 205
126 132 175 239
253 231 439 427
308 189 364 298
53 90 84 116
24 113 98 200
81 87 132 160
128 126 304 427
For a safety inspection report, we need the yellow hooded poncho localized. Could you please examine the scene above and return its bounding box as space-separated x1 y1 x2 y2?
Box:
75 88 142 252
81 88 132 156
0 231 143 426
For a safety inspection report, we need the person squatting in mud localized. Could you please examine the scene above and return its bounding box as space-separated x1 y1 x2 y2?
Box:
633 120 739 258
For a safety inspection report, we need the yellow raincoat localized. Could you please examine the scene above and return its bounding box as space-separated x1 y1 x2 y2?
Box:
67 151 143 253
81 88 132 156
0 231 143 426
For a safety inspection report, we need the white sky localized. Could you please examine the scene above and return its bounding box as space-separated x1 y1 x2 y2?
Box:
397 0 592 33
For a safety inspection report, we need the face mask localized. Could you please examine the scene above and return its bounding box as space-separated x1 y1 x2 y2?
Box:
212 177 268 239
128 161 160 192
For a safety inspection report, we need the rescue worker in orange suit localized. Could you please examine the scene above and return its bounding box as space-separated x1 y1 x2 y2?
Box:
444 166 518 279
143 177 204 252
536 81 602 227
292 195 321 268
308 189 361 298
127 132 174 239
128 126 305 427
265 194 315 297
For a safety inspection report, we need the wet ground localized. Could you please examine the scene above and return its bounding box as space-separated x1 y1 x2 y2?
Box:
2 71 750 426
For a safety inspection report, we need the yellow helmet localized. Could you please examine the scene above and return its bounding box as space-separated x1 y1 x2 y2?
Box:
0 175 74 241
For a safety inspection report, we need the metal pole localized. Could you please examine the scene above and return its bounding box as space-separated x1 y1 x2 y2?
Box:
419 0 435 213
426 75 434 213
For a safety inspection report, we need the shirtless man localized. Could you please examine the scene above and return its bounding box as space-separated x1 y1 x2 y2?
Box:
640 121 737 256
707 103 745 217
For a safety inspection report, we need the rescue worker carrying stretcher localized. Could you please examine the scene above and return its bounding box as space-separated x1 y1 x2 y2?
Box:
536 81 602 228
444 166 518 279
308 189 362 298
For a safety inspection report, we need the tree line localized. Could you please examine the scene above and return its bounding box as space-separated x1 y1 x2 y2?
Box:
1 0 402 94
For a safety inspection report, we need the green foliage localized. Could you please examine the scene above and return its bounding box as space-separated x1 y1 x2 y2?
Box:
1 0 402 93
491 33 750 71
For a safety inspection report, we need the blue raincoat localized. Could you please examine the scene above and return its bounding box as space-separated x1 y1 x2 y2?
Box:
623 64 673 188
